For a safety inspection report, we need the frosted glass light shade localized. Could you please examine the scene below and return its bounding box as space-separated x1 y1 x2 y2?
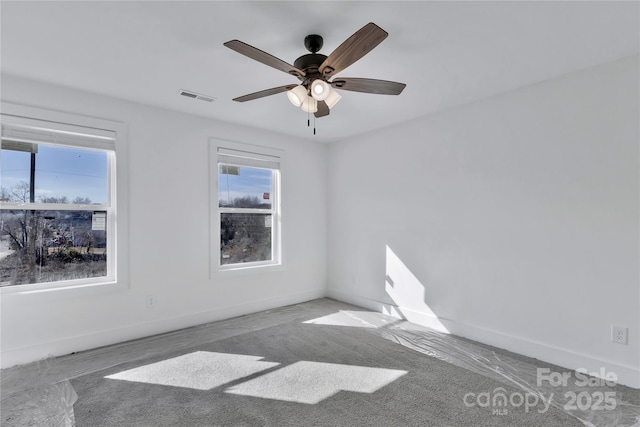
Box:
310 80 330 101
300 96 317 113
324 89 342 109
287 85 307 107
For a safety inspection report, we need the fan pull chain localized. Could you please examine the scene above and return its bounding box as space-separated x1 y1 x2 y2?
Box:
304 101 316 135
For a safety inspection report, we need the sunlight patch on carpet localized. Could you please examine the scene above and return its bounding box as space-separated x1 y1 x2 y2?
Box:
303 310 395 329
105 351 279 390
225 361 408 404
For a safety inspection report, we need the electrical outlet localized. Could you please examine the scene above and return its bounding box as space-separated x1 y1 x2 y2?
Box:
146 295 156 308
611 325 628 345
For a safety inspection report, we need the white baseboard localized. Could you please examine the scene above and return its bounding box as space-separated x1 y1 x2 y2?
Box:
1 288 325 369
327 288 640 389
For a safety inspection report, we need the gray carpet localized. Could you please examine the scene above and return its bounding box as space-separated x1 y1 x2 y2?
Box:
70 319 582 426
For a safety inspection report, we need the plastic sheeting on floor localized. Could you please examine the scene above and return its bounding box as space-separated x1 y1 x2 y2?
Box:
1 359 76 427
327 310 640 427
2 300 639 427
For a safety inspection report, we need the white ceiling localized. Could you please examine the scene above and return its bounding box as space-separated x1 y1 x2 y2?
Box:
1 1 638 143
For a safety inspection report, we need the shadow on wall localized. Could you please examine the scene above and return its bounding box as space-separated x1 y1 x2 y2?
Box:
383 245 449 333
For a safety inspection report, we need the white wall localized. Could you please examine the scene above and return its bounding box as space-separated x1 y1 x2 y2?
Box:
0 75 328 367
327 56 640 387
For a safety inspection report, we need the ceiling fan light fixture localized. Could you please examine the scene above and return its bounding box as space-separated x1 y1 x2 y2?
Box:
324 88 342 109
287 85 307 107
300 96 318 113
310 79 330 101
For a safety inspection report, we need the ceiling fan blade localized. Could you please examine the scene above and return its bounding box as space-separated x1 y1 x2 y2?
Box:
232 84 298 102
314 101 330 118
224 40 305 77
319 23 388 77
331 78 406 95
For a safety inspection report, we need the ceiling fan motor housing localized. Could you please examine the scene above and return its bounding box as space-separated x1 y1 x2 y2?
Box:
293 53 327 82
294 53 328 77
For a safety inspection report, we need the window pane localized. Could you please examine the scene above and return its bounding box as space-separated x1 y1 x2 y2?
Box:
220 213 272 265
1 144 108 204
0 209 107 286
218 165 272 208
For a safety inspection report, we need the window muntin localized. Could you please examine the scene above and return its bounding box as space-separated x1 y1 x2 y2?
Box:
1 115 116 289
215 144 281 271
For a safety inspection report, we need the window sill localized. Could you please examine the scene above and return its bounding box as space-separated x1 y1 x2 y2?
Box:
0 277 127 298
214 262 285 279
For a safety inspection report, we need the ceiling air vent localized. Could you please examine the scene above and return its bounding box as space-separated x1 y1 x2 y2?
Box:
178 89 215 103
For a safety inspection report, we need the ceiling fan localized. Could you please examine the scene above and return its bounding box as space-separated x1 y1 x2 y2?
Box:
223 22 406 119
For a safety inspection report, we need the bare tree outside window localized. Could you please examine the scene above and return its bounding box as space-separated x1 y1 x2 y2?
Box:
1 139 111 287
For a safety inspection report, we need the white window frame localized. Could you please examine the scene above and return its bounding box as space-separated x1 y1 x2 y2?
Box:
0 103 128 295
210 138 284 276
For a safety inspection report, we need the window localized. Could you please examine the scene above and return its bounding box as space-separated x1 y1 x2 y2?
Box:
212 141 282 272
0 106 125 291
